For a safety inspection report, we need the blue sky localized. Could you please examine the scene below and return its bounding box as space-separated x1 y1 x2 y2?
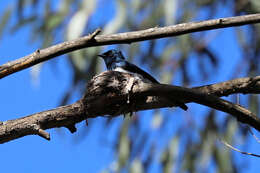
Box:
0 2 113 172
1 1 260 173
0 25 114 172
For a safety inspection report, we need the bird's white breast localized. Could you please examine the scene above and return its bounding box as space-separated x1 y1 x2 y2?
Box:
114 67 150 83
114 67 132 73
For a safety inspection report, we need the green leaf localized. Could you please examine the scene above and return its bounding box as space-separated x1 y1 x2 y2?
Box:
251 0 260 12
160 135 180 173
66 0 96 40
215 147 233 173
249 94 259 115
164 0 177 25
46 14 64 30
130 158 144 173
225 119 237 143
103 0 126 34
151 111 163 129
0 6 12 39
30 63 43 87
118 118 131 170
199 132 215 169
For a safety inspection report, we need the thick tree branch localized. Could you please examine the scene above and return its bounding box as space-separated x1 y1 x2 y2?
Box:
1 14 260 79
1 71 260 144
193 76 260 96
0 101 86 143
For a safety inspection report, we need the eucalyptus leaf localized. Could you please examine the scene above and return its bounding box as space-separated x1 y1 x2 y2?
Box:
164 0 177 25
251 0 260 12
0 6 12 39
66 0 96 40
103 0 126 34
130 158 144 173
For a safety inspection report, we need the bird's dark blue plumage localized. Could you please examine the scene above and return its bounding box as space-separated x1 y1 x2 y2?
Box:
98 49 159 83
98 49 188 111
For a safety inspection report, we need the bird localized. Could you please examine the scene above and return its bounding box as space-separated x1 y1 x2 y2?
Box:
98 49 188 111
98 49 159 83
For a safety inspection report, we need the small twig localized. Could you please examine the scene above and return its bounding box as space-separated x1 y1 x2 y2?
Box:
219 137 260 158
89 28 101 39
32 125 50 141
248 128 260 144
37 129 50 140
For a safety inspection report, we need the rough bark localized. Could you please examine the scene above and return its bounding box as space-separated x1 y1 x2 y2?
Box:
1 14 260 79
1 71 260 144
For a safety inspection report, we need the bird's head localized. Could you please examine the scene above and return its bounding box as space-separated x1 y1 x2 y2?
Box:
98 49 125 67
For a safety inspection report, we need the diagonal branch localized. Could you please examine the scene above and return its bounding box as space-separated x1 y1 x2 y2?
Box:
1 14 260 79
0 28 101 79
1 71 260 144
0 101 86 144
192 76 260 96
134 83 260 131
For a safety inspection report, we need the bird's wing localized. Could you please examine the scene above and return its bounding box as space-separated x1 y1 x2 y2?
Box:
124 61 188 111
124 61 159 83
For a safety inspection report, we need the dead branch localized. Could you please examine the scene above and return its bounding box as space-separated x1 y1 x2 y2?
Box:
1 14 260 79
1 71 260 144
